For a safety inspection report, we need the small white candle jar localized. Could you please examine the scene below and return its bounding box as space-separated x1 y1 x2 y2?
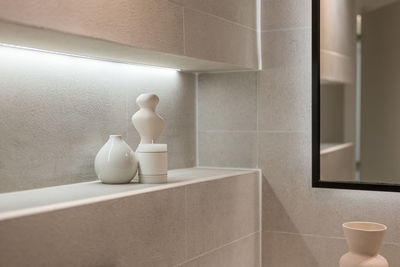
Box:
136 144 168 184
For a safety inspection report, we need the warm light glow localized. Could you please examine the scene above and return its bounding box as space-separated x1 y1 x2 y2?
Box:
0 43 181 73
356 14 362 36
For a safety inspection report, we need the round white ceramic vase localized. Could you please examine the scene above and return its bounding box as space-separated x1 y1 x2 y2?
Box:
340 222 388 267
95 135 138 184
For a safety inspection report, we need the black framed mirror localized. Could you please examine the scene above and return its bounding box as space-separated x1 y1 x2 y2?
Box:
312 0 400 192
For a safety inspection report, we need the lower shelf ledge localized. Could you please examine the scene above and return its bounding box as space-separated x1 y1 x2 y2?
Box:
0 167 259 221
0 167 261 267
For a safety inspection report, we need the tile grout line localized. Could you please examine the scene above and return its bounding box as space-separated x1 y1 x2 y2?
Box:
174 231 261 266
256 71 260 169
195 73 199 167
184 186 188 262
182 6 186 55
258 169 262 267
198 129 309 134
256 0 262 70
199 69 258 74
181 5 257 31
261 26 311 33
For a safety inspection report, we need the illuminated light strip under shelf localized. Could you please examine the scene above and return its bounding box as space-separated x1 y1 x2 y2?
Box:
0 43 181 72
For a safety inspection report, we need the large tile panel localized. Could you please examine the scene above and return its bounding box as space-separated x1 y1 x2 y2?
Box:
262 231 346 267
184 8 258 69
261 0 311 31
0 0 184 55
182 232 260 267
198 131 258 168
0 187 187 267
171 0 256 28
262 28 311 69
0 47 127 193
257 66 311 132
198 72 258 132
186 172 260 258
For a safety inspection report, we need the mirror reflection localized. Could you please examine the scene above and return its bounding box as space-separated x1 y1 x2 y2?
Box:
320 0 400 184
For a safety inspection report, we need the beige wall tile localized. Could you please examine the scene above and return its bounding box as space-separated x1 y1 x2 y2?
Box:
198 72 258 131
0 48 127 193
186 172 260 258
258 66 311 132
184 8 258 69
0 187 186 267
182 232 260 267
262 231 347 267
198 131 258 168
261 0 311 31
262 28 311 69
259 131 400 243
171 0 256 28
0 0 184 55
258 132 311 181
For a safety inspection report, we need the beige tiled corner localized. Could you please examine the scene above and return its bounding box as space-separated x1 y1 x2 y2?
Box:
263 175 400 244
198 72 258 131
262 231 346 267
171 0 257 28
198 131 258 168
182 232 260 267
0 0 184 55
127 71 196 169
257 66 311 132
259 133 400 243
0 187 186 267
261 0 311 31
0 51 128 193
262 28 311 69
184 8 258 68
263 231 399 267
186 172 260 258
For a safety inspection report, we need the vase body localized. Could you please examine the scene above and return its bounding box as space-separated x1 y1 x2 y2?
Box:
132 93 165 144
95 135 138 184
340 222 388 267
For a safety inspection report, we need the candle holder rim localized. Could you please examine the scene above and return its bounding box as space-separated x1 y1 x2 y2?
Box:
343 221 387 232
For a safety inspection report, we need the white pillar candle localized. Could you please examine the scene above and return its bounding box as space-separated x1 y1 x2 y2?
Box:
136 144 168 184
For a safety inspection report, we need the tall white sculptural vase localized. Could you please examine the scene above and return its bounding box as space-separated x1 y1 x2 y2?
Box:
132 93 165 144
340 222 388 267
132 93 168 184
